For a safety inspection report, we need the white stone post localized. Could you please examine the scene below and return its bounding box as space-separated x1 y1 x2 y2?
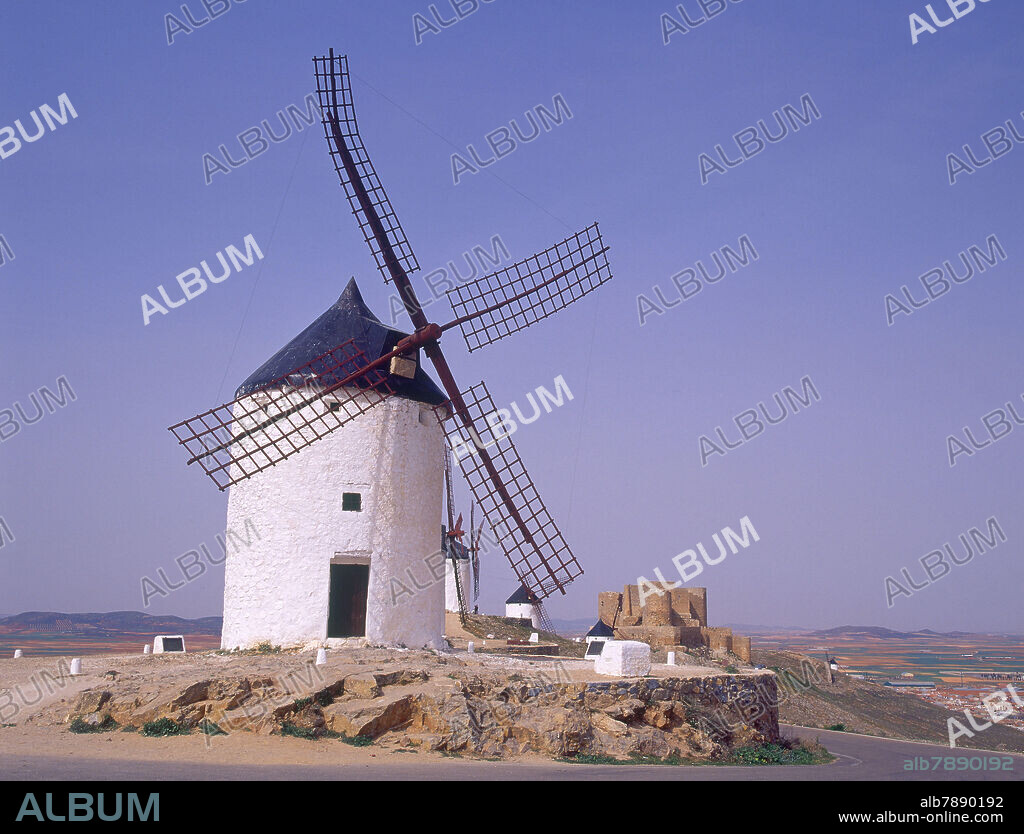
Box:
667 651 676 666
316 648 327 666
13 649 23 658
70 658 83 675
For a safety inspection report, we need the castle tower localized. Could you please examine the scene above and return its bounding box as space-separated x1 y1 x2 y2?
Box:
220 279 448 650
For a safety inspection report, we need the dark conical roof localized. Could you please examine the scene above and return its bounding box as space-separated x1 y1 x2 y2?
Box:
235 278 446 405
505 584 538 605
586 620 615 638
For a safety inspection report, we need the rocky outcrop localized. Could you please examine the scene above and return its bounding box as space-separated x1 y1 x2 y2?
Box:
60 663 778 761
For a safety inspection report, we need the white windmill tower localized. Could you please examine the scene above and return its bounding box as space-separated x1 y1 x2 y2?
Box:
220 279 448 650
442 524 472 616
505 584 542 629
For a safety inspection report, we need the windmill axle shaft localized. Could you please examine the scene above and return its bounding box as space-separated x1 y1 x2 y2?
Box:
397 323 442 353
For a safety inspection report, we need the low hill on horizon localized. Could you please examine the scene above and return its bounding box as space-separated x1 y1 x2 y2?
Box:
0 611 222 635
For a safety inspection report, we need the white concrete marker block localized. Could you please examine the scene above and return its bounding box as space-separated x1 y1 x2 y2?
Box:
70 658 83 675
13 649 23 658
529 632 539 643
315 648 327 666
667 651 676 666
467 641 475 654
594 640 651 677
153 635 186 654
143 645 151 654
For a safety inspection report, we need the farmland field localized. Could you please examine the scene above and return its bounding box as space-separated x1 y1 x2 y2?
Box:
748 631 1024 684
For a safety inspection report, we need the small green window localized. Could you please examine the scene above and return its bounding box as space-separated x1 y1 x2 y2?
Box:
342 492 362 512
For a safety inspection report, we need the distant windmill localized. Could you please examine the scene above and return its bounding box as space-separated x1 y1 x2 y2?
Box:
168 51 612 649
442 449 471 625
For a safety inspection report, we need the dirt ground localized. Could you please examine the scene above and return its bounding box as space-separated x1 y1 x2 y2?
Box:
0 720 551 770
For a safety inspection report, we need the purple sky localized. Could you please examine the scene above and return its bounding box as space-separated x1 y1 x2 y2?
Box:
1 1 1021 632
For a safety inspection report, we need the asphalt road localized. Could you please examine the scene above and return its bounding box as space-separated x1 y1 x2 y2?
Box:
2 726 1021 781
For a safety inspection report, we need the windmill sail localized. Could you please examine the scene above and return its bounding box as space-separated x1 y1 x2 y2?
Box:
443 223 611 352
169 339 395 491
434 381 583 600
314 50 419 285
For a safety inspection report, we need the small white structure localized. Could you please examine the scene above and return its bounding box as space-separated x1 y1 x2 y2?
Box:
442 528 472 614
143 645 151 655
153 635 186 654
69 658 82 675
594 640 652 677
529 632 539 643
315 648 327 666
505 584 541 629
585 619 614 648
221 281 448 651
13 649 22 658
584 620 614 659
666 651 676 666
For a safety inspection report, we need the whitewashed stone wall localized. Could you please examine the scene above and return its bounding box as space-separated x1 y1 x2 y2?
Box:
222 389 445 650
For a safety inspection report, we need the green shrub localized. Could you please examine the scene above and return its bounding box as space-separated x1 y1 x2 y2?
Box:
141 717 189 737
731 744 799 765
628 753 688 766
339 734 373 747
727 741 830 766
559 752 623 765
292 697 312 710
279 721 318 740
69 716 118 734
279 718 343 740
724 665 739 674
826 723 847 732
315 691 334 707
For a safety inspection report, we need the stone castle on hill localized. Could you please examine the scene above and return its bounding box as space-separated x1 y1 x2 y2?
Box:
597 583 751 662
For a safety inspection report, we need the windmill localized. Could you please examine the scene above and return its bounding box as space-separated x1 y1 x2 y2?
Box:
168 51 611 645
442 448 471 625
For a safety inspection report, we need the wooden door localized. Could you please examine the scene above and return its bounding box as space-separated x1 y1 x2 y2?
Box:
327 563 369 638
